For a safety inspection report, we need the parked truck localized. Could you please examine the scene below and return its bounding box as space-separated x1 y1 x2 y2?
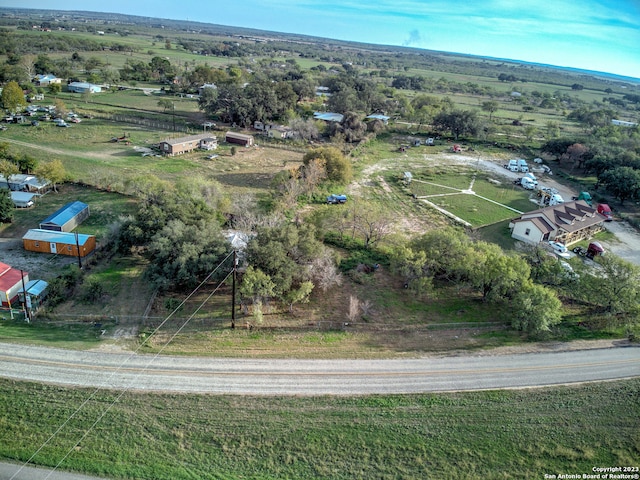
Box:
327 194 347 204
538 187 564 206
517 159 529 173
506 159 519 172
597 203 613 221
572 191 593 206
572 241 605 259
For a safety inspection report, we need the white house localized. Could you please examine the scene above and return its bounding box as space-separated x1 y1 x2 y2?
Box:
510 201 607 246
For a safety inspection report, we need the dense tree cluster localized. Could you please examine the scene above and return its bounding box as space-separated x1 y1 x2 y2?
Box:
391 228 562 333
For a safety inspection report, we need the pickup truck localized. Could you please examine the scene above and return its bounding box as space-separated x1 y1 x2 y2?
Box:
327 194 347 204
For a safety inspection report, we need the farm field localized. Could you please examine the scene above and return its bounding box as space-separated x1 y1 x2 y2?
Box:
0 378 637 480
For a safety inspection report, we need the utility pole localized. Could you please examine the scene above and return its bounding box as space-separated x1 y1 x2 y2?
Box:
74 232 82 269
20 269 31 323
231 250 237 329
172 102 176 132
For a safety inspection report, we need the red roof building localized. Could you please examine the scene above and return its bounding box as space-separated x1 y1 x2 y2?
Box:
0 262 29 307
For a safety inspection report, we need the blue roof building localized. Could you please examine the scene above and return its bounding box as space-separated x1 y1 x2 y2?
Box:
39 201 90 232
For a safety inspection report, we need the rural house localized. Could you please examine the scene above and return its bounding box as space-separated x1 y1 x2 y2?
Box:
509 200 607 246
39 201 90 232
225 132 254 147
159 133 218 155
0 262 29 308
23 229 96 258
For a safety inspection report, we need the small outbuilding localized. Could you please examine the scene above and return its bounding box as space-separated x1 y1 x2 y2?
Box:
0 174 50 193
22 229 96 257
225 132 254 147
0 262 29 308
19 279 49 311
10 191 37 208
159 133 218 155
39 201 90 232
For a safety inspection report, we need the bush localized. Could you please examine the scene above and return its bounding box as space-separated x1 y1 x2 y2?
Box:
80 277 105 303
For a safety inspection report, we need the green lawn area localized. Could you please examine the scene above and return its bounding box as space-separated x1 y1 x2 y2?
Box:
409 170 535 227
0 378 637 480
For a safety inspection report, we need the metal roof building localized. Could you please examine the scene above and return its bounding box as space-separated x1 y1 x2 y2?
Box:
0 262 29 307
23 229 96 258
40 201 90 232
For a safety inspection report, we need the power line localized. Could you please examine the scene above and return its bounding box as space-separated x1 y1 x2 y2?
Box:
10 251 235 480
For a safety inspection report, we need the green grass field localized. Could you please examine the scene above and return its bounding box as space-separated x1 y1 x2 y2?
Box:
0 378 637 480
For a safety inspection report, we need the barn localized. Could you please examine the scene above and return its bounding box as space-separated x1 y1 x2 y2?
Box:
225 132 254 147
23 229 96 257
39 201 90 232
0 262 29 307
159 134 218 155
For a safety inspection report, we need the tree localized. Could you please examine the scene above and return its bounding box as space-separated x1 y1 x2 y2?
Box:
48 83 61 95
303 147 352 184
600 167 640 204
0 188 13 223
577 255 640 318
390 245 433 295
511 282 562 333
337 111 367 143
466 242 530 302
34 159 66 192
146 219 229 291
481 100 499 121
300 158 326 198
432 109 480 140
283 281 314 312
239 266 276 315
1 80 26 112
157 98 174 112
0 159 19 185
561 143 591 170
289 117 319 142
348 201 394 248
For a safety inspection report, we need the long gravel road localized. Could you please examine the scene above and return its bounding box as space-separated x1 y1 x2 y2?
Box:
0 342 638 395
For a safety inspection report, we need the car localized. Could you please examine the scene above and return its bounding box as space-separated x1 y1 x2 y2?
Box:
206 154 219 159
56 122 70 127
31 120 39 127
548 241 571 258
69 117 81 123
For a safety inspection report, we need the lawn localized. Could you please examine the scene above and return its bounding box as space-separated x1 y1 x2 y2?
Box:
408 169 534 227
0 378 637 480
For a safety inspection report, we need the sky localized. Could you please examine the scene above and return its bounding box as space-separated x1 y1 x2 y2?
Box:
8 0 640 79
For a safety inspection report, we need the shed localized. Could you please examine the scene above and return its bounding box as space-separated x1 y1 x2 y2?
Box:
0 262 29 307
18 279 49 311
22 229 96 257
39 201 90 232
0 174 50 193
403 172 413 184
225 132 254 147
10 191 37 208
